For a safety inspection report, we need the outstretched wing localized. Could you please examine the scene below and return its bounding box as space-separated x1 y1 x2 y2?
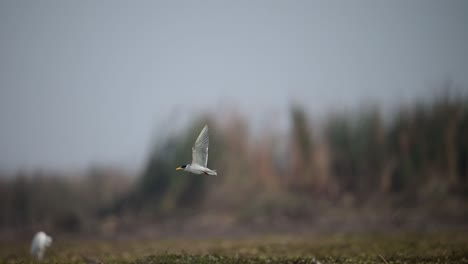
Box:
192 125 209 167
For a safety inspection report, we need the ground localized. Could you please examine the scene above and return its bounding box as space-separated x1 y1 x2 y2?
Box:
1 231 467 263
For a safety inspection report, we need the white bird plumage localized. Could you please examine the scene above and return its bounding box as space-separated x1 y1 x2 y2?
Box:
176 125 217 175
30 231 52 260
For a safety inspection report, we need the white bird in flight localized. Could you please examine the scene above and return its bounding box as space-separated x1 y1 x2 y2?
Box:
30 231 52 260
176 125 217 175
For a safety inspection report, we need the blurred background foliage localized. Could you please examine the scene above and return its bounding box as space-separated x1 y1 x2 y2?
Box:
1 90 467 238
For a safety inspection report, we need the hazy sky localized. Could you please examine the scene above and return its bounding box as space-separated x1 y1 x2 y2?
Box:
1 0 467 172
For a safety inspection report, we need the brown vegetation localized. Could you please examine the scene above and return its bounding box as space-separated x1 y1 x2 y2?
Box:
1 90 467 239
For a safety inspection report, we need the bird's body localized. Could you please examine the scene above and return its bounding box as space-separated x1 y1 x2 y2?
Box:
176 125 217 175
183 163 217 175
30 231 52 260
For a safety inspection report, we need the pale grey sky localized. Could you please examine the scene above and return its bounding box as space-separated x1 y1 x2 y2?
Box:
0 0 467 172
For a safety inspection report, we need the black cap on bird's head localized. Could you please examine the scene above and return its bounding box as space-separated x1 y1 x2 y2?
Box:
176 164 187 171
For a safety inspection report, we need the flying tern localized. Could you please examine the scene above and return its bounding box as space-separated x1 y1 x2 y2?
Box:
176 125 217 175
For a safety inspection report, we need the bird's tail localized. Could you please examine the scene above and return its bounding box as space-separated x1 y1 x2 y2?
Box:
206 169 217 176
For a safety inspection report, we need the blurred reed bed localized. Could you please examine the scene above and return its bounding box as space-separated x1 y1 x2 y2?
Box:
1 90 467 238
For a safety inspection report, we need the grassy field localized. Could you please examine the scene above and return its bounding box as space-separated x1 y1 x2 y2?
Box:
1 231 467 263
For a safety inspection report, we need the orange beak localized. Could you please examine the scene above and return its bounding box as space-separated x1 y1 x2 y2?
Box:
176 167 183 171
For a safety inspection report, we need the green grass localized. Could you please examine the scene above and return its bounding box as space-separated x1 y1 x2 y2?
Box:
1 232 467 263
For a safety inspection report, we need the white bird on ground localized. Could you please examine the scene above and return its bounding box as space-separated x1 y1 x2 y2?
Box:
30 231 52 260
176 125 217 175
